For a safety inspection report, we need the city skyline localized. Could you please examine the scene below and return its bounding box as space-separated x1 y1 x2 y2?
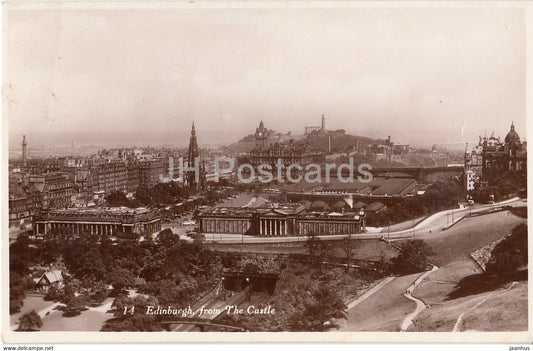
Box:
5 3 529 341
7 118 526 154
5 4 526 149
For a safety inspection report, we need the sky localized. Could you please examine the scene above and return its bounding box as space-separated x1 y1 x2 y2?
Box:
4 4 527 149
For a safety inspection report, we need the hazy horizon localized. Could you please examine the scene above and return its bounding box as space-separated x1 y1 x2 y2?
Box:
7 121 524 152
5 4 526 152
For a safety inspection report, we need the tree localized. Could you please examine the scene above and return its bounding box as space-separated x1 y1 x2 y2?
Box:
105 191 133 207
17 311 43 331
10 284 26 314
485 224 527 279
63 296 89 317
306 234 322 258
448 224 528 300
101 295 163 331
107 268 135 296
156 228 177 246
193 233 205 245
134 188 154 207
10 272 32 314
88 281 110 305
48 226 72 241
290 285 347 331
342 234 357 272
390 239 436 274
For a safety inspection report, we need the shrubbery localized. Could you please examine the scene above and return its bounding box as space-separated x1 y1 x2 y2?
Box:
485 223 527 279
390 239 436 275
17 311 42 331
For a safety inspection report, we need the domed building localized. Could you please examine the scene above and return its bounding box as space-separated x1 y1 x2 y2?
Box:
478 122 527 184
504 122 521 146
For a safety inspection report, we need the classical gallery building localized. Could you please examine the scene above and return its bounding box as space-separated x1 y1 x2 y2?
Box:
196 202 365 237
33 207 162 237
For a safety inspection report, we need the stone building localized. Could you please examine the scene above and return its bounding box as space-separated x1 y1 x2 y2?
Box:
8 180 42 228
255 120 269 148
197 202 364 236
76 161 140 195
29 173 73 208
33 207 162 237
138 159 165 189
240 137 324 180
465 123 527 187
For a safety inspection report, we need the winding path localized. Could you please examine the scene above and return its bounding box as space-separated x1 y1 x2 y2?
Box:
400 265 439 331
452 281 519 332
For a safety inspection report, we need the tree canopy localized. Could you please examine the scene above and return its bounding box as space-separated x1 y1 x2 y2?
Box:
390 239 436 274
17 311 43 331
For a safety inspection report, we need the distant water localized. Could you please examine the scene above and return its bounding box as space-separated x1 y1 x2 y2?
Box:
8 129 249 154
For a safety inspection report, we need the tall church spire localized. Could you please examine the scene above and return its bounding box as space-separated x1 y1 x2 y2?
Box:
185 122 205 192
187 122 199 167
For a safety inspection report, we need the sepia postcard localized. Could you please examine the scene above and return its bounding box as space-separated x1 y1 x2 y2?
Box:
2 1 532 344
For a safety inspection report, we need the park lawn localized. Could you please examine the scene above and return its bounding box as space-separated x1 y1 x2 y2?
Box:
40 309 112 331
408 259 488 332
409 211 526 266
411 280 527 332
10 296 56 328
460 281 528 332
410 292 489 332
339 273 419 332
414 259 481 305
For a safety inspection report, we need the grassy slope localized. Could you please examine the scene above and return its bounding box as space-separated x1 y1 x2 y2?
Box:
460 282 528 332
340 210 528 332
408 211 528 332
418 211 526 266
40 309 111 331
339 273 418 332
410 259 486 332
414 259 481 305
10 296 56 327
411 278 527 332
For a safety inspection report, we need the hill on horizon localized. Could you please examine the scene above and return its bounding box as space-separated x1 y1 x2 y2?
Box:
219 129 384 154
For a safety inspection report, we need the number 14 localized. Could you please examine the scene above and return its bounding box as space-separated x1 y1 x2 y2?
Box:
124 306 135 315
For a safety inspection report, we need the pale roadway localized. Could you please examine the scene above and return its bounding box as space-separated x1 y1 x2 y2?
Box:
199 197 522 244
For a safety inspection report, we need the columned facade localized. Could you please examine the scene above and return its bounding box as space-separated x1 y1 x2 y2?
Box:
258 218 289 236
197 208 363 237
199 217 251 234
33 208 162 237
